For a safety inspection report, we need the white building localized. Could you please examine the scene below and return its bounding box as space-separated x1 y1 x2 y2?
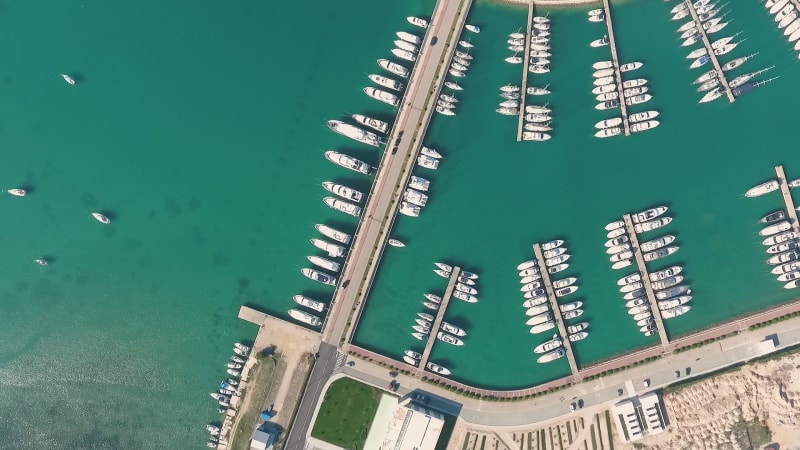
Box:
611 392 668 443
380 401 444 450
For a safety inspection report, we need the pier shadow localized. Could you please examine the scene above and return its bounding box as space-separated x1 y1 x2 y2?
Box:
446 315 472 330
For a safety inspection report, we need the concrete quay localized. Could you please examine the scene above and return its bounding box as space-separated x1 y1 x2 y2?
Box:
775 165 800 235
516 0 536 141
417 267 462 375
532 244 580 380
601 0 631 136
682 0 735 102
622 214 671 350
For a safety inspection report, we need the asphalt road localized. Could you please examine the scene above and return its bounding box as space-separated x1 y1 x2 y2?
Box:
283 342 338 450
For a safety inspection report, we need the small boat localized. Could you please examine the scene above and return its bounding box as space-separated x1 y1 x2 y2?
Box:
528 85 551 95
520 277 541 288
440 321 466 337
403 355 419 366
519 267 540 277
644 246 679 262
606 219 625 231
352 114 389 134
427 362 452 375
525 124 552 133
407 16 429 28
61 73 76 85
91 213 111 224
588 14 605 23
307 255 340 273
594 68 615 78
555 286 578 298
293 294 327 312
445 81 463 91
569 331 589 342
388 239 405 248
7 189 26 197
761 210 786 224
210 393 230 402
563 309 584 320
411 332 428 340
227 362 242 369
412 325 430 334
422 301 438 311
699 87 724 104
322 181 364 203
625 94 652 106
687 47 708 60
596 100 620 110
436 106 455 116
301 268 337 286
533 334 563 354
325 151 373 176
465 24 480 33
773 261 800 275
417 155 440 170
35 259 48 266
227 369 240 377
658 296 692 310
594 76 615 87
590 36 609 47
458 40 474 48
596 92 619 102
628 305 649 315
453 291 478 303
456 283 478 295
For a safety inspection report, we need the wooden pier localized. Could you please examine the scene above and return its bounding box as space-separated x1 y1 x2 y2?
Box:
417 267 461 375
532 244 580 379
602 0 631 136
622 214 671 349
775 165 800 235
683 0 735 103
516 0 536 142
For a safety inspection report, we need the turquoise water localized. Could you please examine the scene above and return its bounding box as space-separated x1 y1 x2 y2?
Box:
0 0 427 448
354 0 800 389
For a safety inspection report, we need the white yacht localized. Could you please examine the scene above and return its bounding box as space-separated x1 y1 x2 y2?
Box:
610 250 634 263
377 59 409 78
658 295 692 310
325 150 374 176
606 219 625 231
765 231 797 247
458 40 474 48
618 273 641 286
456 283 478 295
643 246 679 262
445 81 463 91
322 181 364 203
634 216 673 234
655 285 691 300
315 224 351 245
595 117 623 129
441 321 467 337
620 62 643 72
559 301 583 312
650 265 683 281
496 107 519 116
307 255 341 273
324 197 362 217
293 295 326 312
352 114 389 134
404 188 428 207
661 305 691 319
310 238 346 258
593 84 616 95
530 321 556 334
651 275 684 291
368 74 404 93
417 155 440 170
501 84 521 93
7 189 26 197
640 234 676 252
465 24 481 33
453 291 478 303
767 250 798 265
624 86 649 97
745 179 779 197
625 94 652 106
525 123 552 132
543 247 567 258
517 260 537 271
590 36 609 47
533 335 563 354
436 106 456 116
407 16 429 28
545 254 570 266
400 201 421 217
593 68 614 78
394 39 418 54
449 68 466 77
364 87 400 107
427 362 452 376
525 113 552 122
629 110 659 123
404 355 419 366
301 268 337 286
542 239 564 251
397 31 421 45
537 348 565 364
595 127 621 138
528 85 551 95
409 176 430 192
632 206 668 224
555 286 578 297
699 87 724 104
593 76 615 87
91 213 111 224
687 47 708 60
767 240 797 255
606 235 629 247
523 297 548 309
523 132 551 141
437 332 465 346
607 243 631 254
288 309 323 326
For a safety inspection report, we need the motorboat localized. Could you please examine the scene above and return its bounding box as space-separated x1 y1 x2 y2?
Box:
521 283 545 295
397 31 421 45
391 48 416 62
301 268 337 286
553 277 577 288
644 246 679 262
626 298 647 308
436 106 455 116
767 241 797 255
593 60 613 70
526 304 550 318
210 393 230 402
624 86 649 97
517 260 536 271
412 331 428 340
619 62 643 72
427 362 452 376
594 68 615 78
509 45 525 52
403 355 419 366
745 179 779 197
441 321 466 337
324 197 362 217
226 369 240 378
628 305 650 316
548 263 569 274
767 251 798 265
325 150 374 176
496 107 519 116
523 131 551 142
369 73 404 92
435 262 453 273
594 76 615 87
530 321 556 334
293 295 326 312
610 251 634 263
533 334 563 354
394 39 418 54
458 40 474 48
560 301 583 312
529 65 550 74
233 346 249 357
545 254 570 266
525 113 552 123
655 285 691 300
596 100 620 110
322 181 364 203
658 296 692 310
453 291 478 303
607 228 626 239
523 297 548 309
315 224 351 245
588 14 605 23
528 85 551 95
520 277 541 287
761 210 786 224
651 275 684 291
352 114 389 134
661 305 691 319
773 261 800 275
722 53 758 72
527 312 554 326
779 271 800 282
605 235 629 247
543 248 567 259
465 24 481 33
525 123 552 132
424 294 441 305
307 255 341 273
508 38 525 45
607 243 631 254
760 221 792 237
451 61 469 71
500 100 519 108
421 301 438 311
618 273 642 286
456 283 478 295
91 213 111 224
622 78 647 88
632 206 668 224
7 189 26 197
407 16 429 28
595 127 621 138
687 47 708 60
234 343 250 353
455 50 473 60
364 87 400 106
569 331 589 342
626 94 652 106
412 324 431 335
562 309 583 320
596 92 619 102
555 286 578 297
530 49 551 57
378 59 409 78
310 238 346 258
620 282 643 293
590 36 609 47
288 309 323 326
640 234 676 252
606 219 625 231
764 231 797 247
595 117 623 129
650 265 683 282
525 105 551 115
629 110 659 123
437 331 465 346
634 216 673 234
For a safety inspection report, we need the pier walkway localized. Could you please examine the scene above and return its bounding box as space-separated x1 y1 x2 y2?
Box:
532 244 580 379
602 0 631 136
516 0 536 141
417 267 461 375
321 0 473 348
776 165 800 234
623 214 671 349
683 0 735 102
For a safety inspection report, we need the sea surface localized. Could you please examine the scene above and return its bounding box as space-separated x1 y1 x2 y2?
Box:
0 0 797 448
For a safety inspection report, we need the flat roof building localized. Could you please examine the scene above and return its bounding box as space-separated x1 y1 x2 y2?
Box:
611 392 668 443
380 402 444 450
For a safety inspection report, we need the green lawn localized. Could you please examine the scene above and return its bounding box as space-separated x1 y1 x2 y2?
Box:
310 378 381 450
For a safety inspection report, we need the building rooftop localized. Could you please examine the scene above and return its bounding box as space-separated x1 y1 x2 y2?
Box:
381 402 444 450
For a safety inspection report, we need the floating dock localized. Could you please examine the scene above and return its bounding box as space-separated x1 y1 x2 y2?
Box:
775 165 800 235
622 214 671 350
532 244 580 378
417 267 462 375
683 0 735 103
601 0 631 136
516 0 536 142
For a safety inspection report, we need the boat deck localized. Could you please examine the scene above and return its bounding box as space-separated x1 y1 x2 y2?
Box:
683 0 735 103
602 0 631 136
775 165 800 235
622 214 671 349
417 267 462 375
516 0 536 142
532 244 580 379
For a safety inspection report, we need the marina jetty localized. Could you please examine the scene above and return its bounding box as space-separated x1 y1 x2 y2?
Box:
532 244 581 379
622 214 671 349
776 165 800 234
602 0 631 135
683 0 735 102
417 267 461 375
516 0 536 141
